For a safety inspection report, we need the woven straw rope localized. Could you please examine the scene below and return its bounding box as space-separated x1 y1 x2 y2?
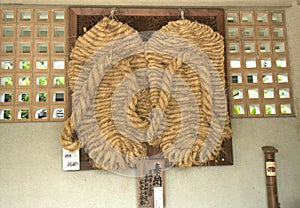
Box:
60 17 232 169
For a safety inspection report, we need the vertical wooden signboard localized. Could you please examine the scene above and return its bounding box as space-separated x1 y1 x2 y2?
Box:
138 160 165 208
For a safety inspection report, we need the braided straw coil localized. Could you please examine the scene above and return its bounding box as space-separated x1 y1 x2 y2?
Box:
60 17 232 170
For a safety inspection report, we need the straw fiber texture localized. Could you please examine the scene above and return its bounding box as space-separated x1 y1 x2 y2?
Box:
60 17 232 170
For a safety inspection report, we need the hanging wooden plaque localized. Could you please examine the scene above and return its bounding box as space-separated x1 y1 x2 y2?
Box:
137 160 165 208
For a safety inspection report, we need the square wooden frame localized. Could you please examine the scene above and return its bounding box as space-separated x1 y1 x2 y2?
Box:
16 73 32 89
1 8 17 23
270 11 285 25
33 89 49 105
51 56 66 71
257 26 271 39
17 41 33 55
32 106 49 121
1 24 16 39
18 9 33 23
34 25 50 39
244 70 260 85
15 89 32 105
52 9 67 24
0 56 15 71
34 73 50 88
34 41 50 55
34 9 50 23
51 73 66 88
225 11 239 25
247 102 262 117
240 11 255 25
257 40 272 55
226 26 240 40
0 72 14 89
262 87 276 100
0 89 14 105
17 24 33 39
255 11 270 25
241 26 256 40
263 102 278 116
271 26 286 39
34 56 50 72
231 102 246 117
50 106 66 121
227 41 242 55
0 105 14 122
69 7 233 169
50 88 66 104
231 87 245 101
1 40 15 55
16 56 32 72
15 106 32 122
52 25 66 40
278 102 293 116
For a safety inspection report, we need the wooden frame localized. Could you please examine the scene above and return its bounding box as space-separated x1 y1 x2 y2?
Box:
34 25 50 39
0 7 68 123
1 24 16 39
0 56 15 71
0 89 14 105
255 11 270 25
34 9 50 23
1 8 16 23
15 106 32 122
225 11 239 25
32 106 49 121
248 102 262 117
244 70 260 86
226 26 240 40
240 11 255 25
231 87 245 101
18 9 33 22
16 56 32 72
241 26 256 40
0 72 14 89
0 105 14 122
17 24 33 39
15 89 32 105
226 10 293 119
50 106 66 121
17 41 33 55
1 40 15 55
270 11 285 25
228 56 243 70
34 56 49 72
69 7 233 169
227 41 242 54
262 87 276 100
231 102 246 117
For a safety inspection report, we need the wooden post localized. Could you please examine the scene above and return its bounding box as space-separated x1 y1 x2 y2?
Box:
262 146 279 208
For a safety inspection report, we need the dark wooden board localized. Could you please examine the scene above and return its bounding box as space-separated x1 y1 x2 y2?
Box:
68 8 233 170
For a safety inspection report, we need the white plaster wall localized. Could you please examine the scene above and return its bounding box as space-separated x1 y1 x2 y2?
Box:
286 2 300 140
1 2 300 208
0 118 299 208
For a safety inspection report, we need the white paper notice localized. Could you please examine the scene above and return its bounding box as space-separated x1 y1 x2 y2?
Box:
154 187 163 208
62 148 80 171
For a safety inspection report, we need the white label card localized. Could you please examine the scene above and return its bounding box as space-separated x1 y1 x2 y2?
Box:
62 148 80 171
154 187 163 208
